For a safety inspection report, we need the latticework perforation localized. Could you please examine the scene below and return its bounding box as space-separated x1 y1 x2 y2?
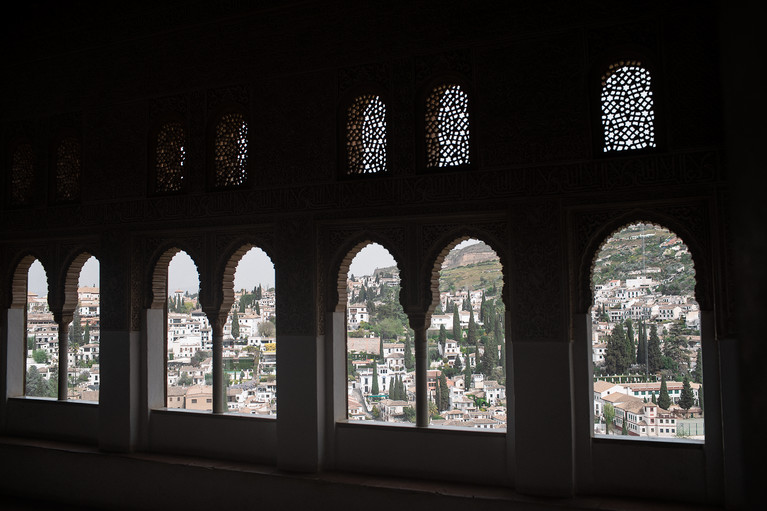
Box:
55 137 81 201
214 113 248 188
601 62 656 152
346 95 387 174
10 143 34 205
426 84 470 167
156 122 186 193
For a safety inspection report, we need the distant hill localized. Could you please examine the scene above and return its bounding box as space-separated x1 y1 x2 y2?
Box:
442 241 497 269
592 223 696 297
439 241 502 293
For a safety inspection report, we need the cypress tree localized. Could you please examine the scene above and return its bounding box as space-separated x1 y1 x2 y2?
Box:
438 371 450 411
438 325 447 350
658 375 671 410
625 319 636 365
467 310 477 347
679 373 695 412
691 346 703 383
404 335 414 370
231 311 240 339
453 308 461 343
636 322 647 366
647 324 663 373
371 363 379 395
464 358 472 390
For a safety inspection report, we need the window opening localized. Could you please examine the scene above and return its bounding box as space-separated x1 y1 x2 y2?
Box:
345 243 414 422
591 223 703 441
601 62 656 152
426 84 470 168
67 256 100 401
226 247 277 417
214 113 248 188
25 259 56 398
166 251 205 410
346 95 387 175
155 122 186 193
431 238 506 429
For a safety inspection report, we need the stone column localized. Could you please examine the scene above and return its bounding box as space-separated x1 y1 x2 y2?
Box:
408 313 428 427
54 315 71 401
206 312 227 414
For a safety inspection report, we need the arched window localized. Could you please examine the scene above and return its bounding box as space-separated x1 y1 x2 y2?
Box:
346 95 387 175
155 121 186 193
213 113 248 188
600 62 656 152
433 238 506 429
55 137 81 202
165 251 203 409
10 142 35 206
590 223 702 441
65 254 100 401
425 84 470 168
25 259 55 398
342 243 412 422
225 246 277 417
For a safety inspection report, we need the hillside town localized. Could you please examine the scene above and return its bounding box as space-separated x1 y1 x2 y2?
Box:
590 224 705 440
346 243 508 429
164 285 278 414
25 286 101 400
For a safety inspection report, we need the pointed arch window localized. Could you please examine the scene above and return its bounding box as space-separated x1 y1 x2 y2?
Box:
346 95 387 175
155 121 186 193
214 113 248 188
55 136 81 201
425 84 470 168
601 61 656 152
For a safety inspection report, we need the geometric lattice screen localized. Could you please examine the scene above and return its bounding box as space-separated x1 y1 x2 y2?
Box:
214 113 248 188
155 121 186 193
425 84 470 167
601 62 656 152
346 95 387 175
55 137 81 201
10 143 34 206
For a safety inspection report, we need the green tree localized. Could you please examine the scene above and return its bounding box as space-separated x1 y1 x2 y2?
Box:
647 324 663 373
32 349 48 364
231 311 240 339
467 310 477 347
452 308 461 342
404 335 414 370
438 371 450 411
604 402 615 434
438 324 447 351
177 372 193 386
679 373 695 412
605 321 629 374
658 374 671 410
69 306 84 348
26 366 57 398
83 322 91 345
371 363 379 395
464 358 472 390
622 416 629 435
636 321 647 366
624 318 636 365
691 346 703 383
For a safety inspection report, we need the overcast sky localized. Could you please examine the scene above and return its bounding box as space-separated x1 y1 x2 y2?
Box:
26 240 481 297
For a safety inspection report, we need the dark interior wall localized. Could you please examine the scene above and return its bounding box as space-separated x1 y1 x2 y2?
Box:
1 1 756 509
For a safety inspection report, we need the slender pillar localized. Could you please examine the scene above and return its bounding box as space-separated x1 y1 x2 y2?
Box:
208 313 226 414
409 313 428 427
55 317 71 401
